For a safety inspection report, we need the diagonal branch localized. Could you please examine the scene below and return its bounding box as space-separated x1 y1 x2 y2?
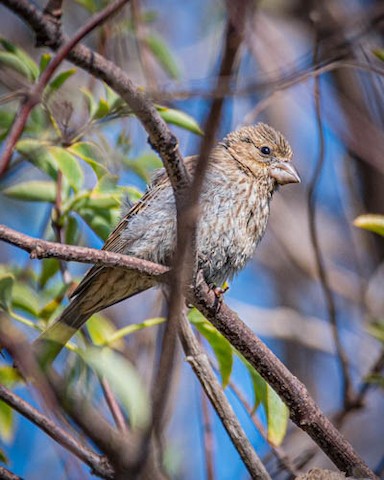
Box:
0 383 114 479
0 0 129 177
179 312 271 480
0 0 190 201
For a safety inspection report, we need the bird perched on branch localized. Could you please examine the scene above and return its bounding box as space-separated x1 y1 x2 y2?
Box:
34 123 300 362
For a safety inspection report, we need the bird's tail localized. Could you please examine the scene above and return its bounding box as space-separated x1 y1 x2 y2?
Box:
33 298 92 366
33 267 157 365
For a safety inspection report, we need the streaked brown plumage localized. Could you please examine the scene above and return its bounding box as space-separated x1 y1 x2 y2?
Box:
34 123 300 361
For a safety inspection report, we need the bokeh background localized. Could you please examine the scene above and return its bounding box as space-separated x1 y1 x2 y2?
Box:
0 0 383 478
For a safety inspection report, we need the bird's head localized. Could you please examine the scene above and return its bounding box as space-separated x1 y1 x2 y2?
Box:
220 123 300 189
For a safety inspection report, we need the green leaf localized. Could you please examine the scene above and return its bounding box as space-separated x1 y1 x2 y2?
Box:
124 152 162 182
145 33 180 79
368 322 384 344
2 180 56 202
0 274 14 312
39 53 51 73
16 139 57 179
39 258 60 289
0 448 8 464
94 98 110 119
265 386 289 446
12 283 39 316
77 207 118 241
0 51 33 79
0 111 13 141
48 68 76 92
189 308 233 387
81 347 151 429
245 362 267 412
87 314 124 349
157 106 203 135
241 355 288 445
48 146 84 192
67 142 108 179
373 49 384 62
81 88 98 118
0 401 14 443
0 38 39 80
0 366 22 386
103 317 166 346
65 215 80 245
354 214 384 237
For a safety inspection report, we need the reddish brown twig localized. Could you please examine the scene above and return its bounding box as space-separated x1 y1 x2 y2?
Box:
0 0 129 177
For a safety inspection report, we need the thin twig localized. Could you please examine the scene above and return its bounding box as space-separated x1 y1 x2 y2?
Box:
0 466 22 480
308 31 354 408
228 380 300 478
145 1 247 460
179 312 271 480
0 0 129 177
100 376 127 433
0 383 114 479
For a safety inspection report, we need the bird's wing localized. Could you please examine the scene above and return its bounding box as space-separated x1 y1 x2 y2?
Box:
69 163 180 299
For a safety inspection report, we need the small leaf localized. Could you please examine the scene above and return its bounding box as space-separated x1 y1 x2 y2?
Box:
0 448 8 464
77 207 118 241
81 88 98 118
94 98 110 119
157 106 203 135
124 152 162 182
354 214 384 237
65 215 80 245
87 314 124 349
373 49 384 62
0 274 14 312
189 308 233 387
0 38 39 80
12 283 39 316
39 258 61 289
104 317 166 346
16 139 57 179
0 401 14 443
67 142 108 179
39 53 51 73
48 146 84 192
265 386 289 446
48 68 76 92
2 180 56 202
145 33 180 79
0 51 33 79
0 366 22 386
245 362 267 412
81 347 151 429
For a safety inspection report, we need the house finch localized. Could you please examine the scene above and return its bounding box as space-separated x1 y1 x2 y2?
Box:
34 123 300 361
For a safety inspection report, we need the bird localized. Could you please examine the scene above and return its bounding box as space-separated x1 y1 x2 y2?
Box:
33 123 300 363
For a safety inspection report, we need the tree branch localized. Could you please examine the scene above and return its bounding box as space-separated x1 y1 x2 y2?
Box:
188 277 376 479
0 383 114 479
179 312 271 480
0 0 190 200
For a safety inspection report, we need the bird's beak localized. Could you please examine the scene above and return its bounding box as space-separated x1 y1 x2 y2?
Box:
270 161 301 185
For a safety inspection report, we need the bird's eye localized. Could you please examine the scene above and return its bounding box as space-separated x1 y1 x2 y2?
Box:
260 146 271 155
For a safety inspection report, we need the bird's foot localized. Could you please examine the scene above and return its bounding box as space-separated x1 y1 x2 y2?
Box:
209 282 229 311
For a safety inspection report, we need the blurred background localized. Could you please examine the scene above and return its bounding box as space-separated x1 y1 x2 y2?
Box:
0 0 383 478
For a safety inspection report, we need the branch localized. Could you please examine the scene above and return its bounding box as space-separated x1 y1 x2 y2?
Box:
188 278 376 479
179 312 271 480
0 383 114 479
309 26 354 408
0 224 168 278
0 0 129 176
0 0 190 200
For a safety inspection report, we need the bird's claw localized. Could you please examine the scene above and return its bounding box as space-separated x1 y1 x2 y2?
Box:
208 283 229 312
